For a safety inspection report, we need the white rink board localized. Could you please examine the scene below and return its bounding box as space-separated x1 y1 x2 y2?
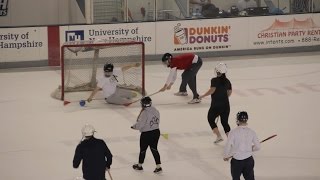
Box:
0 27 48 62
60 22 156 55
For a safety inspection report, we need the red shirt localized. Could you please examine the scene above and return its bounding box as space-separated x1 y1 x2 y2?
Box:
169 53 195 70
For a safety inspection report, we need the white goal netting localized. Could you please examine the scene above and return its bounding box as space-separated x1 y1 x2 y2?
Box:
52 39 145 102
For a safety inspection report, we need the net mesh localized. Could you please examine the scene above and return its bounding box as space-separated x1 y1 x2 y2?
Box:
52 39 145 101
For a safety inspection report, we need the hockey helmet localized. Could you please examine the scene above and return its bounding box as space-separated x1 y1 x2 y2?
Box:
81 124 96 137
162 53 172 62
104 63 114 72
140 96 152 108
236 111 248 122
215 62 227 74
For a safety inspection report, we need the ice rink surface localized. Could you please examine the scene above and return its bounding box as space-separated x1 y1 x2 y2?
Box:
0 51 320 180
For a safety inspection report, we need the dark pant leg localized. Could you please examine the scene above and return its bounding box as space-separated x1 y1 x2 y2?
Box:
179 69 189 92
188 76 199 99
186 59 202 99
231 158 243 180
220 106 231 134
179 58 202 98
138 132 149 164
149 129 161 164
208 107 219 129
243 157 255 180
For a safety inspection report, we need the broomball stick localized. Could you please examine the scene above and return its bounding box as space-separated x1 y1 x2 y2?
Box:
260 134 277 143
123 90 161 106
225 134 277 160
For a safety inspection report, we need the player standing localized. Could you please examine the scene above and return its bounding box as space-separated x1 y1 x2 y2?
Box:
87 62 140 105
73 124 113 180
159 53 203 104
223 111 261 180
131 96 163 174
199 62 232 143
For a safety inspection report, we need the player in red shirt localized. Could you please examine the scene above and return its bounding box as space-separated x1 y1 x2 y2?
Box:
159 53 203 104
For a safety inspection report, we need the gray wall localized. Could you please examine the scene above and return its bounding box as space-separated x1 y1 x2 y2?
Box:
1 0 320 27
0 0 85 27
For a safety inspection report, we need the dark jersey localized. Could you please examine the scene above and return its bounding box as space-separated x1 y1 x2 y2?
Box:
73 137 113 180
210 76 232 107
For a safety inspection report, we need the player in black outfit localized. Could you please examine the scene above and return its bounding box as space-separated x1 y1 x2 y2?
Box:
200 62 232 143
73 124 113 180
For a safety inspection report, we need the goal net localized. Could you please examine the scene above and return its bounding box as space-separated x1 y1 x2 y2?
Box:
52 39 145 102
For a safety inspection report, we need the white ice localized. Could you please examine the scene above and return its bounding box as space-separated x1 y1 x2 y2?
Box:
0 51 320 180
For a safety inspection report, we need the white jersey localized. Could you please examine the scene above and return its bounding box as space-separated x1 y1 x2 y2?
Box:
224 126 261 160
132 106 160 133
97 68 121 98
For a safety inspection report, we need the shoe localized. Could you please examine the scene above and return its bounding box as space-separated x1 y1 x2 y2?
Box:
174 92 188 96
188 98 201 104
153 167 162 174
214 137 223 144
132 164 143 170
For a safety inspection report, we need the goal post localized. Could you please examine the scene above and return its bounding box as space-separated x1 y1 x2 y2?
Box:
52 39 145 102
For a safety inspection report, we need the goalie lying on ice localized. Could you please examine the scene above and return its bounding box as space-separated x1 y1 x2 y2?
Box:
87 62 141 105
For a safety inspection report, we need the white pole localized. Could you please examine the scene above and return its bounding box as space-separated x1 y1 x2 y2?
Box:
85 0 93 24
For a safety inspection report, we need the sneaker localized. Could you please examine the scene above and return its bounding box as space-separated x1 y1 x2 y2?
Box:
153 167 162 174
214 137 223 144
174 92 188 96
188 98 201 104
132 164 143 171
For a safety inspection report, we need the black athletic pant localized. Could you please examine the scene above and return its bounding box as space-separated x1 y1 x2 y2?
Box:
138 129 161 165
179 57 203 99
231 156 255 180
207 105 230 133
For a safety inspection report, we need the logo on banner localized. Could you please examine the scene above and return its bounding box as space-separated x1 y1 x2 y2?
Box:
65 30 84 42
174 23 188 45
255 17 320 45
173 23 230 45
0 0 9 16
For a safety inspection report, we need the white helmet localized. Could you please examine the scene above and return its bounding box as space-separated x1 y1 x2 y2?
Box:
215 63 227 74
81 124 96 137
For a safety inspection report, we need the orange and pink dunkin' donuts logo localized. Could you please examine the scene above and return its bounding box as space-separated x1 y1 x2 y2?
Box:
173 23 231 45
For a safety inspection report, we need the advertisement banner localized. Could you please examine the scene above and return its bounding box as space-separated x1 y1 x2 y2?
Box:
60 22 156 55
248 14 320 49
155 18 249 54
0 27 48 62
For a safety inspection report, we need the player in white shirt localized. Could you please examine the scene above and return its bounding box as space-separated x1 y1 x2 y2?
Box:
87 63 140 105
223 111 261 180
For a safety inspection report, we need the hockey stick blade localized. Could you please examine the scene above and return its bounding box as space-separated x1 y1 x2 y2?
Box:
63 101 71 106
260 134 277 143
161 133 169 140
